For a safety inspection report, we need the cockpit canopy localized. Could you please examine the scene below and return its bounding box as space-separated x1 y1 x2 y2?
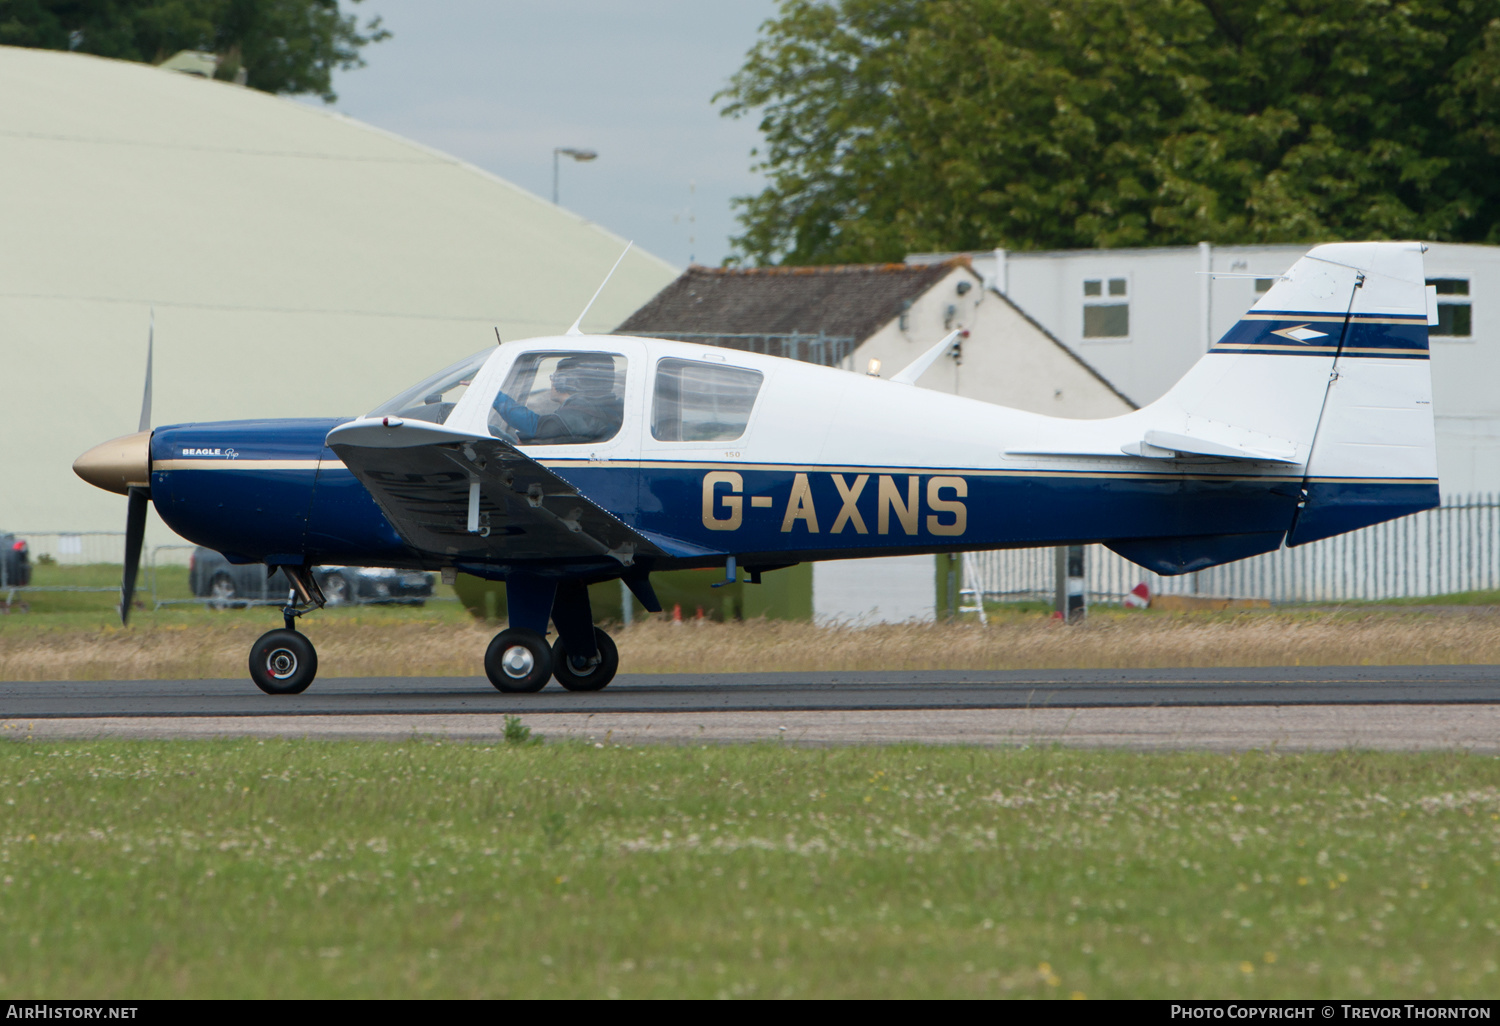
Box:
367 341 768 447
367 349 490 427
367 346 629 445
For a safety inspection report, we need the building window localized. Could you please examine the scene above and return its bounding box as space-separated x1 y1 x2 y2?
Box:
1082 277 1129 338
1427 278 1472 337
1254 278 1276 293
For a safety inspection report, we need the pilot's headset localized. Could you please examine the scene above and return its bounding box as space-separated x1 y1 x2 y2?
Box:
553 356 614 396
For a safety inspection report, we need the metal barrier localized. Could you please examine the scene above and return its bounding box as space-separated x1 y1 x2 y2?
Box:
2 532 125 606
147 545 285 610
632 331 859 369
6 530 126 566
963 493 1500 606
0 535 451 612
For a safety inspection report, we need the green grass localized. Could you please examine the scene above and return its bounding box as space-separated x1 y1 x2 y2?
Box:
1360 589 1500 607
0 741 1496 998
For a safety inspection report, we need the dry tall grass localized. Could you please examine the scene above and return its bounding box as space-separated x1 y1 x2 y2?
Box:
5 611 1500 680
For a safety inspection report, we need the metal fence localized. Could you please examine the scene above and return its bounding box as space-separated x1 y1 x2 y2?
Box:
629 331 859 369
143 545 283 610
2 535 453 611
963 493 1500 606
6 531 126 567
2 531 126 599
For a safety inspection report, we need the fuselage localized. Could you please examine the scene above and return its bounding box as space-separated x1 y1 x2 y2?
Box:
140 333 1435 579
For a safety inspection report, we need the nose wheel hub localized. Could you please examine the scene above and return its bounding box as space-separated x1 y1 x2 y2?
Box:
265 647 299 679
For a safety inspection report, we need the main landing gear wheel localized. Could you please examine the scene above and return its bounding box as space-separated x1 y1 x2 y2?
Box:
552 627 619 692
249 628 318 695
485 628 553 693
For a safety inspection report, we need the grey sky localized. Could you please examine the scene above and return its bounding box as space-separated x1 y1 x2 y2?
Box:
308 0 779 270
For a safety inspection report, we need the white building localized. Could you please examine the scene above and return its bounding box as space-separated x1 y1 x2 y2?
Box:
913 242 1500 494
0 45 678 549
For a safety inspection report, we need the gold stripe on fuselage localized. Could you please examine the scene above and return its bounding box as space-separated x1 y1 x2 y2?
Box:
154 459 335 471
155 457 1434 489
544 459 1308 483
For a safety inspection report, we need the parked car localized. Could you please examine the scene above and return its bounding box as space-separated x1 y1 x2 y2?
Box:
188 548 433 608
0 533 32 588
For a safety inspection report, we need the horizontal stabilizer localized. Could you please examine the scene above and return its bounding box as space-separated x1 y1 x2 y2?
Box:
1140 429 1298 463
1007 429 1299 463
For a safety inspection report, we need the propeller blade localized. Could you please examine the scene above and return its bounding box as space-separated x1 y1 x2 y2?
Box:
138 309 153 433
121 486 148 625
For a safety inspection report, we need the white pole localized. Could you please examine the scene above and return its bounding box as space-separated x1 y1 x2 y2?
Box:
1199 241 1212 351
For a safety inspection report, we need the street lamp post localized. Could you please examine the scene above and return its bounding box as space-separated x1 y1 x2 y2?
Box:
553 147 598 205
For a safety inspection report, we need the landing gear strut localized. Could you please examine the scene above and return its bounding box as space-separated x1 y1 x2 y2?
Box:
248 565 326 696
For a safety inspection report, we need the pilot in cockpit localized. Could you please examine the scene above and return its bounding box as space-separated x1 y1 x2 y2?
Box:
491 354 624 445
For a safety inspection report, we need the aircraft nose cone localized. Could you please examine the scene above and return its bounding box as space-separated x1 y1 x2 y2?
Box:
73 430 152 495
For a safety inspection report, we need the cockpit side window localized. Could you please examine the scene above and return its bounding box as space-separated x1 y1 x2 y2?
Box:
367 349 491 426
492 352 627 445
651 359 764 442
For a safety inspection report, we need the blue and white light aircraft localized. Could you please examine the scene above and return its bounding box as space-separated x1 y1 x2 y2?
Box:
73 241 1440 695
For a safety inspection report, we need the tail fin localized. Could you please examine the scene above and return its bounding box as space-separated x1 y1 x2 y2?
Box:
1105 241 1439 571
1276 243 1439 543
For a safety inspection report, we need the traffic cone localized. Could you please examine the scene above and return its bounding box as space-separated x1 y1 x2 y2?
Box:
672 603 682 625
695 605 705 623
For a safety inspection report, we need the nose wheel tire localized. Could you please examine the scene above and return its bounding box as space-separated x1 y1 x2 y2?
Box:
551 627 619 692
249 628 318 695
485 628 553 693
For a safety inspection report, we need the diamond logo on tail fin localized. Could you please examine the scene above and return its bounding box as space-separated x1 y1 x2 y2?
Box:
1270 324 1330 343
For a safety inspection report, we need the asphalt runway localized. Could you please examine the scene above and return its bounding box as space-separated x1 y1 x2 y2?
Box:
3 666 1500 718
2 667 1500 751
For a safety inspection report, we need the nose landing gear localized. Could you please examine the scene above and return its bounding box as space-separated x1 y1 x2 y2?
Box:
248 565 327 696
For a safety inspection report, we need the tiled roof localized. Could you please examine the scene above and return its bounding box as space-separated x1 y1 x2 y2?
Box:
615 260 972 344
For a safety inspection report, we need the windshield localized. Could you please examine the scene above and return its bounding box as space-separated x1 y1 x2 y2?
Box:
367 349 492 425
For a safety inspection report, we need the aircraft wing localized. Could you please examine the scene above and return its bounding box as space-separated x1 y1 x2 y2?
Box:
328 420 665 567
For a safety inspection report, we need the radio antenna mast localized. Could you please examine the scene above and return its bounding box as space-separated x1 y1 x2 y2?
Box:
566 242 632 337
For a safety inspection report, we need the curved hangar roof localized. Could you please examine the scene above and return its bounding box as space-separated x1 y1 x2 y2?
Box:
0 45 678 535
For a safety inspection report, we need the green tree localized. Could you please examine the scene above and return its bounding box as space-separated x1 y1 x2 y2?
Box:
0 0 387 101
720 0 1500 264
